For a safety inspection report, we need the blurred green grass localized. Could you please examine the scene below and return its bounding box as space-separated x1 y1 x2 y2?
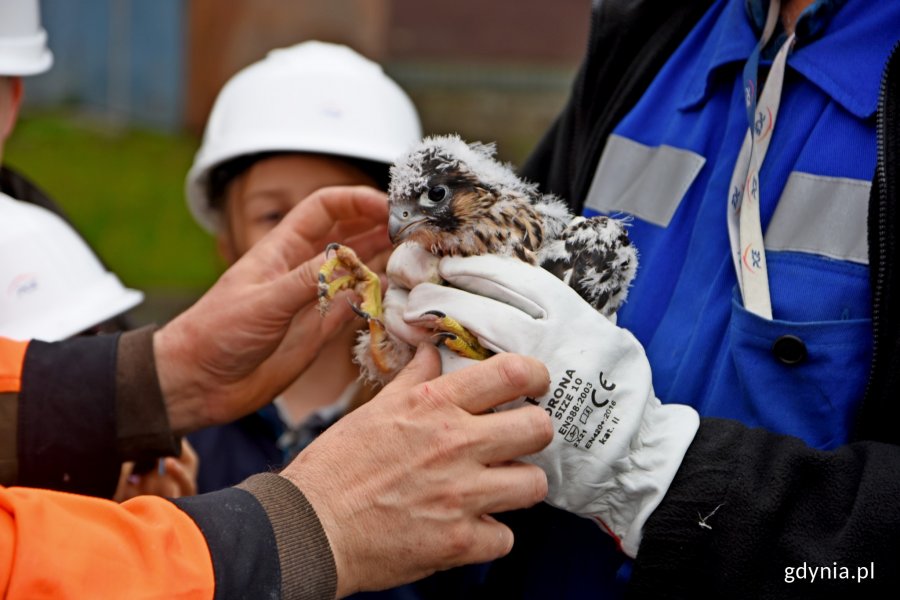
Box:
5 112 224 295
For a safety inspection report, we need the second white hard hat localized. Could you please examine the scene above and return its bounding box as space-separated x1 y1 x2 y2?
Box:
186 41 422 233
0 194 143 342
0 0 53 76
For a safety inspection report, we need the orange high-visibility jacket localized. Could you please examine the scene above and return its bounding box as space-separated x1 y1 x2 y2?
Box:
1 485 214 598
0 334 335 599
0 336 215 597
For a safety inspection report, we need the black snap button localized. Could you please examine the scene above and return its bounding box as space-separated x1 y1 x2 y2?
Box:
772 335 807 365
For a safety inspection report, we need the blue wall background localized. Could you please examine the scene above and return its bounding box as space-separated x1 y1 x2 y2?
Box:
26 0 186 131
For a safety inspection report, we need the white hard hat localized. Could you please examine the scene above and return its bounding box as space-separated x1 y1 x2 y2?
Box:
186 41 422 233
0 194 143 341
0 0 53 76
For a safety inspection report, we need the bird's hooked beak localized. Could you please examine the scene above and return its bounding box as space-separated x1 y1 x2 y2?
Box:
388 204 426 244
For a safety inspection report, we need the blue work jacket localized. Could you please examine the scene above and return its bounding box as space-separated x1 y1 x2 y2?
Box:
585 0 898 450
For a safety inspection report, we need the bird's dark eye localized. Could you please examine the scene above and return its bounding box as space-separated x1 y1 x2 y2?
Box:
427 185 449 202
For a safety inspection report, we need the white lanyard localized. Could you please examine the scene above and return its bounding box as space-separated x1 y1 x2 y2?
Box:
727 0 795 320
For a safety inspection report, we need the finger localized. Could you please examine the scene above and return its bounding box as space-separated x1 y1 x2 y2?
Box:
438 254 570 317
163 458 197 497
404 283 537 352
472 462 548 514
180 439 200 474
454 516 515 566
282 185 388 241
244 301 356 400
160 478 181 499
114 463 135 502
330 222 391 251
384 287 433 347
269 227 393 314
247 274 394 406
428 353 549 415
365 247 392 274
383 343 442 392
466 405 553 464
340 226 393 263
129 474 158 497
253 232 385 391
242 299 352 383
141 469 178 498
263 185 388 268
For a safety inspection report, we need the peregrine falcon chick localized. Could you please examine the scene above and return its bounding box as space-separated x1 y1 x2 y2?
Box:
318 134 638 385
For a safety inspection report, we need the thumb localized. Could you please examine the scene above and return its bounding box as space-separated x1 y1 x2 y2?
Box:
384 343 442 391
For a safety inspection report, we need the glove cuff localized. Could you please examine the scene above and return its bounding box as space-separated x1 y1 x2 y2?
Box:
591 401 699 558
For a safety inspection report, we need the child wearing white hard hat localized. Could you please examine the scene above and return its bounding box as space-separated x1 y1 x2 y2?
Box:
186 41 423 496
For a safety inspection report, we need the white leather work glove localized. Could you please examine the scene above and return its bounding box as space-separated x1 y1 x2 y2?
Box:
382 242 439 349
384 243 483 375
401 254 700 558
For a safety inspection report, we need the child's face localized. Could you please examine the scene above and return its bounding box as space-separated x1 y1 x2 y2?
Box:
218 153 377 262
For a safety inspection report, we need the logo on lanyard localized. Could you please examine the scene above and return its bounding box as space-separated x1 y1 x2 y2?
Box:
725 0 795 321
731 185 742 210
742 244 763 272
755 108 773 138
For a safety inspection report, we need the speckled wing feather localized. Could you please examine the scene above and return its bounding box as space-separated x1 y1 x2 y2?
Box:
538 214 637 317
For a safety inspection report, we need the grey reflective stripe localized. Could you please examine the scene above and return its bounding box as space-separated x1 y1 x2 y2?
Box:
584 134 706 227
765 171 870 264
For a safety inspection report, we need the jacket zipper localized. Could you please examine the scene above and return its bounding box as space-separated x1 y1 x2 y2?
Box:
861 40 900 441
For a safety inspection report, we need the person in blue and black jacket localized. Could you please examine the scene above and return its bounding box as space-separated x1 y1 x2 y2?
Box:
395 1 900 597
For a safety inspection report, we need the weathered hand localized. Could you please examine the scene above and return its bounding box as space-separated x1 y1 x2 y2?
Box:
281 344 553 597
154 186 392 432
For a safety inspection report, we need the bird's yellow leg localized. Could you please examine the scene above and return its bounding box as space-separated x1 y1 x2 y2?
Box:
318 244 399 374
425 311 493 360
316 270 356 312
317 243 382 317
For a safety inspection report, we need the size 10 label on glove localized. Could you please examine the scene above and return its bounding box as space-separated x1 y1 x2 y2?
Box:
525 369 619 449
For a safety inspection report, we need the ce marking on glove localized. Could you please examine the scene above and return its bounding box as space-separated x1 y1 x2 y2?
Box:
526 369 622 450
592 372 616 407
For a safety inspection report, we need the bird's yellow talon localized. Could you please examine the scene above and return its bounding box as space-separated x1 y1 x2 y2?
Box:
431 314 492 360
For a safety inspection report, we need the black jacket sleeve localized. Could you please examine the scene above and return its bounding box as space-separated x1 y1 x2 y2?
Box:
173 473 339 600
18 334 123 497
16 327 179 497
